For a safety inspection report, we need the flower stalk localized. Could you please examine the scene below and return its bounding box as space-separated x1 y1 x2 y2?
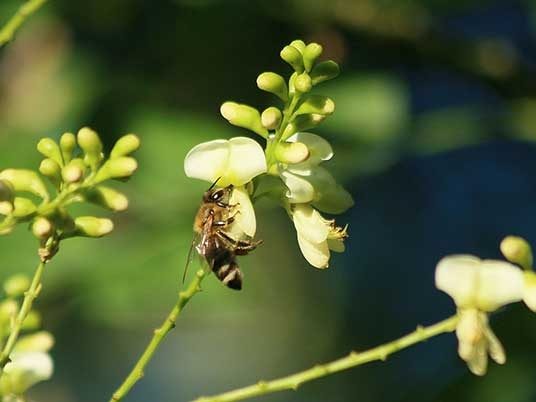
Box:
109 269 207 402
192 315 458 402
0 0 48 47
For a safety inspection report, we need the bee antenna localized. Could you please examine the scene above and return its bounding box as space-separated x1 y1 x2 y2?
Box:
208 177 222 191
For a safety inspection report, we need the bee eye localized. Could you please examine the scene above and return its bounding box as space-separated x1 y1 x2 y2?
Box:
211 190 224 201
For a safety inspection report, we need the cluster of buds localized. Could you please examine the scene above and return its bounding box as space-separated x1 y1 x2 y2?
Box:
0 128 139 260
184 40 353 268
435 236 536 375
0 275 53 400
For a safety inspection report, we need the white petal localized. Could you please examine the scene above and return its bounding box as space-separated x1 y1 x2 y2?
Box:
184 137 266 187
476 260 524 311
229 186 256 237
279 169 315 203
184 139 230 183
4 352 53 393
484 325 506 365
523 271 536 312
456 309 487 376
328 238 345 252
287 132 333 164
292 204 330 244
226 137 267 186
435 255 480 308
297 232 330 269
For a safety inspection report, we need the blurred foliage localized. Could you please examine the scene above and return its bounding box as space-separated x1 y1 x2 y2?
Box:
1 0 536 402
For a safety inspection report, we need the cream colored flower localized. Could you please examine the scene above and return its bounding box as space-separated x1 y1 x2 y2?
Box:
291 204 347 268
523 271 536 312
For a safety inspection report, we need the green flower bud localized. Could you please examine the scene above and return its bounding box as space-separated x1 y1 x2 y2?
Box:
0 299 18 319
36 138 63 166
295 95 335 116
294 72 312 93
3 274 30 297
60 132 76 163
261 107 282 130
13 331 54 352
303 42 323 72
21 310 41 330
275 142 309 164
0 169 49 201
0 179 14 215
32 217 54 239
281 114 326 140
61 159 85 184
85 186 129 211
12 197 37 218
280 45 304 73
256 72 288 101
501 235 533 270
94 157 138 183
73 216 114 237
310 60 340 85
220 102 268 138
39 159 62 187
289 39 306 53
110 134 141 158
77 127 103 170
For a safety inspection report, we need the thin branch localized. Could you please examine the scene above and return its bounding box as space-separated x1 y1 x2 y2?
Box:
0 0 48 47
110 269 207 402
192 315 459 402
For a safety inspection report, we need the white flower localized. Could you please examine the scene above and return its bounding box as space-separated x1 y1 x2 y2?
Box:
456 309 505 376
291 204 347 268
184 136 267 187
278 133 353 214
184 136 267 238
523 271 536 312
435 255 525 375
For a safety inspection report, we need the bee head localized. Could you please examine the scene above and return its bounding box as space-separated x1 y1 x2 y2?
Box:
203 184 233 204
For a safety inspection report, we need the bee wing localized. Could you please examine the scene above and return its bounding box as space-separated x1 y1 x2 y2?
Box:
182 232 202 284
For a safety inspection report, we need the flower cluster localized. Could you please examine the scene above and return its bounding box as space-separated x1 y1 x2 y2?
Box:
0 275 53 401
435 236 536 375
184 40 353 268
0 128 140 261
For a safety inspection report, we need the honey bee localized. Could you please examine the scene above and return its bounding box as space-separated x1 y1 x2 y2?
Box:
185 183 262 290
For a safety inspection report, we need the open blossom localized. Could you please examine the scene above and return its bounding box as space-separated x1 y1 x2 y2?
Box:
435 255 526 375
184 137 267 237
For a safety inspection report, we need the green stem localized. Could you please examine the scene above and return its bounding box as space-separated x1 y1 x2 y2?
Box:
109 269 207 402
192 315 459 402
0 252 47 375
0 0 48 47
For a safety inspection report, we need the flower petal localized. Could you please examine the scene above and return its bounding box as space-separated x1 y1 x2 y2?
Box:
287 132 333 164
522 271 536 312
297 232 330 269
4 351 53 394
279 169 315 203
292 204 330 244
184 137 266 187
435 255 480 308
484 325 506 365
477 260 524 311
229 186 256 237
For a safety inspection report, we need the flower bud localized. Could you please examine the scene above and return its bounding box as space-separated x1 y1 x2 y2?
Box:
280 45 304 73
0 179 14 215
0 169 49 201
110 134 141 158
94 157 138 183
39 159 62 187
36 138 63 166
275 142 309 164
12 197 37 218
77 127 103 170
21 311 41 330
500 236 533 270
32 217 54 239
261 107 282 130
257 72 288 101
4 274 30 297
74 216 114 237
220 102 268 138
303 43 323 72
310 60 340 85
14 331 54 353
294 72 312 93
282 114 327 140
295 95 335 116
60 132 76 163
0 299 18 318
61 159 85 183
289 39 306 53
85 186 129 211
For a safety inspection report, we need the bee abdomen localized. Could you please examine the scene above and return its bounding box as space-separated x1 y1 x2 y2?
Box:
214 259 243 290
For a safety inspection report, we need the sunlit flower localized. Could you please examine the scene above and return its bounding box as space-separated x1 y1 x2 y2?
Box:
291 204 347 268
435 255 525 375
523 271 536 312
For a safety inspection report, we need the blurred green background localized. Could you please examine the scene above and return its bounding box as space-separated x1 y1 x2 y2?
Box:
2 0 536 401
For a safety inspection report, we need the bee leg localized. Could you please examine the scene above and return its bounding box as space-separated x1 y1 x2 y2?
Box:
216 231 263 255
